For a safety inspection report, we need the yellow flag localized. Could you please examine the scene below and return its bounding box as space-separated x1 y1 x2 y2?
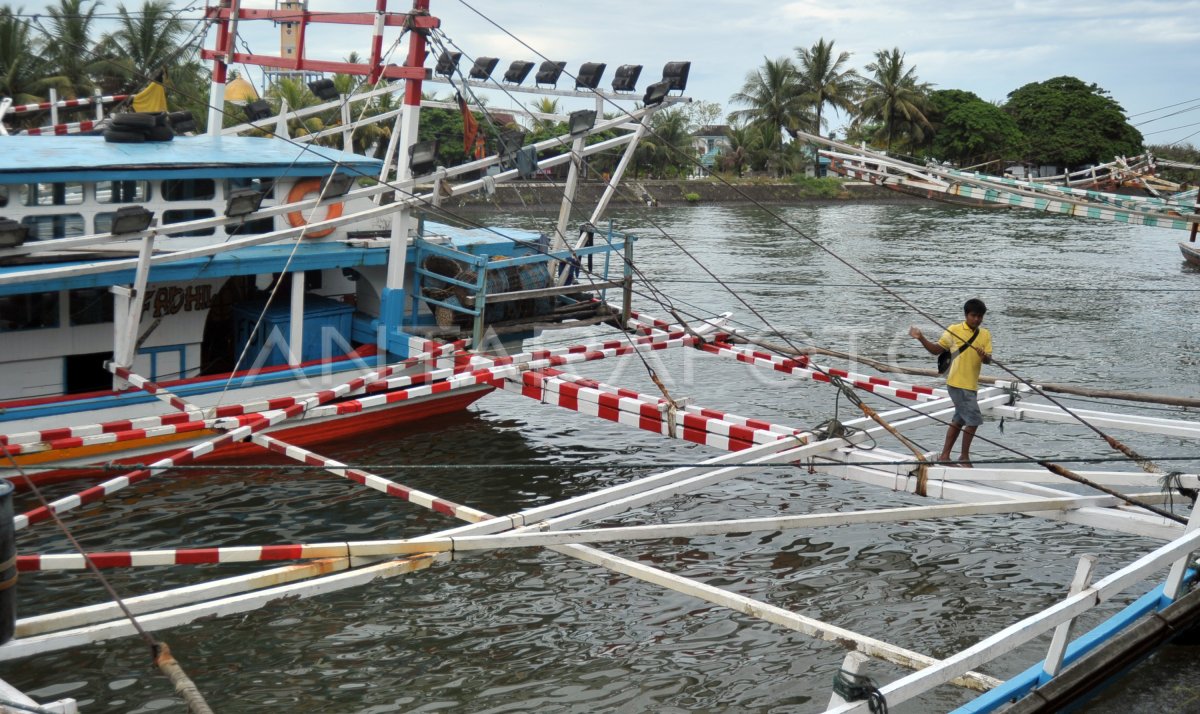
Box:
131 81 167 113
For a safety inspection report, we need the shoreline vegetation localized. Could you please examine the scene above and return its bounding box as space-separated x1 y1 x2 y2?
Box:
443 178 917 210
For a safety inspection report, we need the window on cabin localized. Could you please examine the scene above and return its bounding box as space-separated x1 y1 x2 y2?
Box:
0 291 60 332
19 182 84 206
96 180 149 203
162 179 216 201
21 214 85 241
69 287 115 325
225 216 275 236
163 208 216 236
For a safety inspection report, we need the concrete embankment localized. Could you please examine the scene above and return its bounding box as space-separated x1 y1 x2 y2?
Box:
442 179 916 211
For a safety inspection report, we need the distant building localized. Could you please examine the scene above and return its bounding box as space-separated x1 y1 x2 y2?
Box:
691 124 731 176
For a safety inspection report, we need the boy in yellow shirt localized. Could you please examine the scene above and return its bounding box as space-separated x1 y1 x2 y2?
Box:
909 298 993 466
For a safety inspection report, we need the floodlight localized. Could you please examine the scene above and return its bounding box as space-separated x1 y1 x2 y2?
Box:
322 173 354 197
534 61 566 87
0 217 28 248
225 188 266 218
642 80 670 107
662 61 691 91
503 60 535 85
308 78 339 101
568 109 596 137
575 62 606 90
243 99 273 122
468 56 499 80
435 51 462 77
408 139 439 175
110 206 154 234
611 64 642 92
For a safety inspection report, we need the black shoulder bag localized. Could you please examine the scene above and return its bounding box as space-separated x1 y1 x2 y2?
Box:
937 327 979 376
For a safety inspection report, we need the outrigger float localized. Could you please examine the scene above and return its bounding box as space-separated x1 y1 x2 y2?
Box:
2 2 1200 712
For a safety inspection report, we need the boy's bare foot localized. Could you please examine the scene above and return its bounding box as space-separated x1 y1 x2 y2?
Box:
958 459 973 468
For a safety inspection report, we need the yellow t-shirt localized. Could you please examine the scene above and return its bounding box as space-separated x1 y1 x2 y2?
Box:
939 322 992 391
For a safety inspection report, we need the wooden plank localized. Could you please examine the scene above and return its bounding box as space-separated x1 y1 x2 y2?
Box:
465 280 624 305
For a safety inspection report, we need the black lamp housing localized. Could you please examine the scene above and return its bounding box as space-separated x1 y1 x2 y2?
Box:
308 78 339 101
468 56 499 80
243 99 273 122
575 62 606 90
408 139 439 175
611 64 643 92
225 188 266 218
568 109 597 138
0 217 28 249
642 80 670 107
435 51 462 77
662 61 691 92
322 173 354 198
503 60 535 85
110 206 155 234
534 61 566 87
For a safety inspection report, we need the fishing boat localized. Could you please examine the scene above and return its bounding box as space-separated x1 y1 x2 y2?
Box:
0 1 684 485
1182 238 1200 266
3 2 1200 713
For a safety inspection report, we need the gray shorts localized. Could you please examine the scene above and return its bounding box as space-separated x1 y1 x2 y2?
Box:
947 386 983 427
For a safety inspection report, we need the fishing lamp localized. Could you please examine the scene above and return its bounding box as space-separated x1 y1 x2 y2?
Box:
408 139 439 175
434 51 462 77
610 64 642 92
568 109 597 137
243 99 273 122
534 61 566 87
110 206 155 234
225 188 266 218
642 80 670 107
499 129 526 159
322 173 355 197
0 217 28 248
503 60 535 85
662 61 691 92
468 56 499 80
308 78 339 101
575 62 606 90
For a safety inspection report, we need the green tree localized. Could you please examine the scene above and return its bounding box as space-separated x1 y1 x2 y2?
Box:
718 120 761 177
856 47 932 152
636 107 694 178
40 0 102 97
1004 76 1143 168
927 89 1025 167
728 56 810 158
795 38 859 173
0 6 66 113
94 0 187 92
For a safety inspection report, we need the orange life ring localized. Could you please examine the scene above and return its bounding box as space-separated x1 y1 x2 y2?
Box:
286 178 344 238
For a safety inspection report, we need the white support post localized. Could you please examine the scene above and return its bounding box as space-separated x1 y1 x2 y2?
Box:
93 88 103 121
826 651 870 710
340 95 352 150
207 81 226 137
289 272 305 367
0 98 10 136
275 98 290 139
552 132 587 254
376 106 407 190
386 104 419 293
1043 555 1097 678
112 233 156 389
49 88 59 126
1164 504 1200 600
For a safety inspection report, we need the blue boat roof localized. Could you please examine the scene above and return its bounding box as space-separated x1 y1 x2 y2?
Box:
0 135 382 183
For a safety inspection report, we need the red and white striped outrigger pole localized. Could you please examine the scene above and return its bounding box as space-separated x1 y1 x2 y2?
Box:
5 94 128 115
18 120 102 136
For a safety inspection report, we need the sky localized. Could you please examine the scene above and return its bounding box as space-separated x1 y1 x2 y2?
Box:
82 0 1200 147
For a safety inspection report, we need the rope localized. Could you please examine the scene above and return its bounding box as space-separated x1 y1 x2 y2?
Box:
832 668 889 714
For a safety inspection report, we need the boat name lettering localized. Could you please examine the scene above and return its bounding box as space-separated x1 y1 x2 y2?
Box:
143 285 213 317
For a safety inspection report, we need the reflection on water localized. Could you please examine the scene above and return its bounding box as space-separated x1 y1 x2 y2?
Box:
7 204 1200 712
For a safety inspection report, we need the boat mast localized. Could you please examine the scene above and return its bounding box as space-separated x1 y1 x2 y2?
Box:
206 0 237 135
379 0 429 358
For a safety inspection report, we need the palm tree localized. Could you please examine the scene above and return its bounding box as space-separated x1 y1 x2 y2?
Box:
0 6 66 111
635 108 694 178
728 56 810 162
41 0 102 97
857 47 932 152
719 120 763 177
265 77 324 138
795 38 859 174
95 0 187 92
